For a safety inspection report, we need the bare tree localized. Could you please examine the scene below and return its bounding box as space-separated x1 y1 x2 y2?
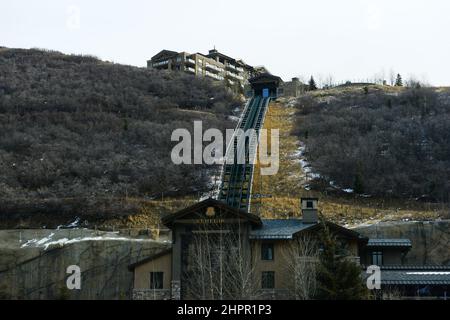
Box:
282 234 319 300
183 222 260 300
389 68 396 86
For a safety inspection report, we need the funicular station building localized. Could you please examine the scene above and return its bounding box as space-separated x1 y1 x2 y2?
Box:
134 55 450 300
128 198 450 300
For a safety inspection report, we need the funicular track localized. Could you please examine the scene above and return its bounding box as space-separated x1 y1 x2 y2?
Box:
218 96 270 212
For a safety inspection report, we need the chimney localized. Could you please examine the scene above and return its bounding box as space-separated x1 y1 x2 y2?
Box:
301 198 319 224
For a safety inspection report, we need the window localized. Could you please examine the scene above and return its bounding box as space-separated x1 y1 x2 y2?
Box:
261 243 274 261
307 201 314 209
371 251 383 266
261 272 275 289
150 272 164 290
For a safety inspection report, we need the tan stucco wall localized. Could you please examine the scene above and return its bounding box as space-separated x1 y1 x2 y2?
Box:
252 241 292 290
134 252 172 290
252 237 361 290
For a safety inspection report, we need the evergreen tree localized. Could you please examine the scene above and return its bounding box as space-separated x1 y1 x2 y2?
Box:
316 223 369 300
308 76 318 91
353 173 364 194
395 74 403 87
363 86 369 95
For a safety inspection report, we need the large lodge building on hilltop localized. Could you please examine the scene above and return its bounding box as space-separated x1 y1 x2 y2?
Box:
148 48 260 90
148 48 305 97
129 198 450 300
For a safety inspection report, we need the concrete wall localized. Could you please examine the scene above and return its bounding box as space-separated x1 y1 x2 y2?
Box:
0 230 169 300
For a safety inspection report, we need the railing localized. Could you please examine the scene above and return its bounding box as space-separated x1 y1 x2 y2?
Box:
205 63 223 73
205 71 224 81
186 58 196 65
186 67 196 73
218 96 271 211
226 71 244 81
152 60 169 67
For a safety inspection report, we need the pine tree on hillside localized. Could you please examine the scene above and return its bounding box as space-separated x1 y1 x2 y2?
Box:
316 223 369 300
395 74 403 87
353 173 364 194
308 76 318 91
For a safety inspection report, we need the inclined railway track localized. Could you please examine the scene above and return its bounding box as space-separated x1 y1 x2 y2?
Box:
218 95 270 212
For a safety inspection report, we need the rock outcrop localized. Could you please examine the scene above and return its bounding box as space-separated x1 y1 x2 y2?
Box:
0 229 169 299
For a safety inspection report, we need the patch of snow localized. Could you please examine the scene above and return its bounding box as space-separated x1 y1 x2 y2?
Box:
329 181 338 188
57 217 81 230
359 194 372 198
21 234 166 251
21 239 38 248
228 115 240 122
36 233 55 245
67 217 80 228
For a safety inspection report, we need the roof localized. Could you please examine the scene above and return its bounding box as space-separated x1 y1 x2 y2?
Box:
367 239 412 248
161 198 262 228
249 219 366 241
151 50 179 61
128 248 172 271
249 219 318 240
375 266 450 285
207 49 237 64
249 73 283 85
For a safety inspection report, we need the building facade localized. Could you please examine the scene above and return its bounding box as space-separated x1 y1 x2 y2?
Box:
129 198 449 300
148 49 259 90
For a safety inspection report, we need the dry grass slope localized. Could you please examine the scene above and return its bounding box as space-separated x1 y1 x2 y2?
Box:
251 98 445 227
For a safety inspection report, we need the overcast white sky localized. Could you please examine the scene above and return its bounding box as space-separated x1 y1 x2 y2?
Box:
2 0 450 85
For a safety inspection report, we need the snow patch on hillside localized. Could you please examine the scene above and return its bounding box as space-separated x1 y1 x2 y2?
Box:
20 231 166 251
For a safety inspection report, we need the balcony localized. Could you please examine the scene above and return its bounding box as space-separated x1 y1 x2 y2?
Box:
226 63 236 70
226 71 244 81
206 71 224 81
236 66 244 73
185 67 196 73
152 60 169 67
205 63 223 73
185 58 196 65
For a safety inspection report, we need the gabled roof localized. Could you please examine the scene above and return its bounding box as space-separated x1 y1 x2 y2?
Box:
128 248 172 271
367 239 412 248
207 49 237 64
249 219 317 240
161 198 262 228
249 219 367 241
151 50 179 61
249 73 283 85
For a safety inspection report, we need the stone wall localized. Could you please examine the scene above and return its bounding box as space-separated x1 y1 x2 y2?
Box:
132 289 171 300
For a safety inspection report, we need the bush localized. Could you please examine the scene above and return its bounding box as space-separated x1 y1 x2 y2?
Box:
294 86 450 202
0 48 240 216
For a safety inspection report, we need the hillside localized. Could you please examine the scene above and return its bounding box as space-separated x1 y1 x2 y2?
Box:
0 48 240 224
293 85 450 202
251 91 448 227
